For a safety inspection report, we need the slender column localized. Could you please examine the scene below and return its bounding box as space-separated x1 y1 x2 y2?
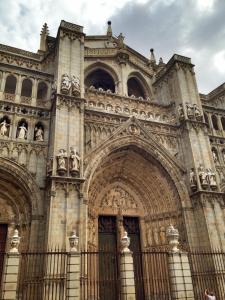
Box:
120 231 136 300
166 225 195 300
67 231 80 300
1 230 21 300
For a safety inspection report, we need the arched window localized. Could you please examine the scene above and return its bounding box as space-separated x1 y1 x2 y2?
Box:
85 69 115 92
211 115 219 130
16 119 28 140
34 122 44 141
204 113 209 128
4 75 17 94
221 117 225 131
37 82 48 100
0 115 10 137
21 79 32 97
127 77 145 98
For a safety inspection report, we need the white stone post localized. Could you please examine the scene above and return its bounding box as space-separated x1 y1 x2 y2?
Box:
120 231 136 300
1 229 21 300
67 231 80 300
166 225 195 300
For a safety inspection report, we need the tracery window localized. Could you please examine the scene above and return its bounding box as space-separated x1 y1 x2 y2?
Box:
85 69 115 92
211 115 219 130
4 75 17 94
21 79 32 98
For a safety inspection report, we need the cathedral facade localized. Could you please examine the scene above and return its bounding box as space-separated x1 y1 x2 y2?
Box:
0 20 225 254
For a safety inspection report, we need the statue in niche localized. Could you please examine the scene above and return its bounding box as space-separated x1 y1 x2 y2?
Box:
61 74 71 94
34 126 44 141
70 147 80 176
17 123 28 140
186 103 194 119
153 228 159 245
177 104 184 120
206 168 217 189
198 164 208 188
190 168 197 190
147 226 153 246
212 149 218 164
193 104 202 121
57 149 67 175
0 119 9 137
71 75 80 96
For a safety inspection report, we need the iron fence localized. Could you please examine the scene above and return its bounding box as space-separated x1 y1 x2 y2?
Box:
189 250 225 300
16 251 68 300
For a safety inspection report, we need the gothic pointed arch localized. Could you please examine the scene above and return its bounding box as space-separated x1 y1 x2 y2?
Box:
83 117 190 251
0 157 43 250
127 71 152 99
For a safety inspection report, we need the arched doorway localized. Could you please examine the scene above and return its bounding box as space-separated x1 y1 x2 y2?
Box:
83 130 190 299
87 145 186 251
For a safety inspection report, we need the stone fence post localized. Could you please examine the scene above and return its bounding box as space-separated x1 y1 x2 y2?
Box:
120 230 136 300
67 230 80 300
166 225 195 300
1 229 21 300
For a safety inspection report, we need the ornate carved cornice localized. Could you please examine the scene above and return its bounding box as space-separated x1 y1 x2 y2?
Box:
55 94 85 111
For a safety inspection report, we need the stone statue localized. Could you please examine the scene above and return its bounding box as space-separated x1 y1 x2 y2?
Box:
190 168 197 189
212 149 218 163
117 33 125 49
70 148 80 175
186 103 194 119
206 168 217 188
0 119 9 137
177 104 184 120
17 123 28 139
57 149 67 174
193 104 202 121
61 74 71 94
71 75 80 96
35 126 44 141
198 164 208 187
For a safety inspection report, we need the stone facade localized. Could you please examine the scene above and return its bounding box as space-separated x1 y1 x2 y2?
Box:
0 20 225 253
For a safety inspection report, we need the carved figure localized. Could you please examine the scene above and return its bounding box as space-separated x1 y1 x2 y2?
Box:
198 164 208 187
177 104 184 120
190 168 197 189
51 80 57 100
61 74 71 94
71 75 80 96
70 148 80 175
35 126 44 141
57 149 67 173
0 120 9 137
206 168 217 188
17 123 27 139
193 104 202 120
186 103 194 119
117 33 125 48
212 149 218 163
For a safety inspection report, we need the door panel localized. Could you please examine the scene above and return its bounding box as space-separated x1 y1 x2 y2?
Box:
0 224 8 282
98 216 118 300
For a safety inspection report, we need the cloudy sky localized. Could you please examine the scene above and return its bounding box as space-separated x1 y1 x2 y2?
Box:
0 0 225 93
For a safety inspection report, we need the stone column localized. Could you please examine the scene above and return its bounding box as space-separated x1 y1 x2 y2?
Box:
120 231 136 300
67 231 80 300
166 225 195 300
1 229 21 300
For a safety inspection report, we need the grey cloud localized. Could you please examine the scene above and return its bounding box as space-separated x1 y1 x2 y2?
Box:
109 0 225 93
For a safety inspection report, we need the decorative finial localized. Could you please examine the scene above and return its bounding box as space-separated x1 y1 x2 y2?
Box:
149 48 156 64
39 23 49 53
107 21 112 37
121 230 130 253
10 229 20 253
69 230 79 252
166 224 180 252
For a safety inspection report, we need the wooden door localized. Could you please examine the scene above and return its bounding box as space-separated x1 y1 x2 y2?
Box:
98 216 119 300
0 224 8 282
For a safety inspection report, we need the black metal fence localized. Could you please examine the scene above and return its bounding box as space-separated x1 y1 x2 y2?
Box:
1 249 225 300
17 251 68 300
189 250 225 300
